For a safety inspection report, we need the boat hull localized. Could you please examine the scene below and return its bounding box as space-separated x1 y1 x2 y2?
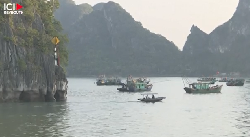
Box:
184 85 222 94
96 81 122 86
138 97 166 102
226 82 244 86
96 81 105 86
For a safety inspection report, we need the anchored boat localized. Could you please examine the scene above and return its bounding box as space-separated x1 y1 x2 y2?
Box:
138 93 166 102
197 77 217 83
96 75 122 86
218 77 229 82
117 76 153 92
226 79 245 86
96 75 106 86
184 82 223 94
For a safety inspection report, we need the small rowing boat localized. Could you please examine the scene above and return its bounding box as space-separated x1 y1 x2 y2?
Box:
138 93 166 102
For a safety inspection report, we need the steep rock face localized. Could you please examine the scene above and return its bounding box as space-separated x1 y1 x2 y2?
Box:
209 0 250 53
54 66 68 101
183 0 250 75
183 25 209 55
182 25 213 76
55 1 182 76
0 33 67 102
54 0 93 31
0 0 68 102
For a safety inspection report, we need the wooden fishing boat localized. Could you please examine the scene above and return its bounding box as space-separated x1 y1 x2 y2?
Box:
184 82 223 94
96 75 122 86
226 79 245 86
218 77 229 82
96 79 106 86
197 77 217 85
197 77 217 82
138 93 165 102
117 76 153 92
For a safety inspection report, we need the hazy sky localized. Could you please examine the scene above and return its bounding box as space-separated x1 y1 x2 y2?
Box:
73 0 239 49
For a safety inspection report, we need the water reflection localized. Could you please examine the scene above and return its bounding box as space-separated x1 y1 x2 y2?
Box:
0 102 69 137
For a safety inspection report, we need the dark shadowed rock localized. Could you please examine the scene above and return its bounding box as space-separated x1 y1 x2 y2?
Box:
0 41 68 102
0 0 68 102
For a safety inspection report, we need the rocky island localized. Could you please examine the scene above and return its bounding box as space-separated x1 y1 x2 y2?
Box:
183 0 250 76
0 0 68 102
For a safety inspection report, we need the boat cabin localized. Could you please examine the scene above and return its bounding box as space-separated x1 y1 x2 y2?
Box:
135 82 148 89
126 77 151 89
189 83 211 90
97 79 105 83
198 77 216 81
236 79 245 82
228 78 245 82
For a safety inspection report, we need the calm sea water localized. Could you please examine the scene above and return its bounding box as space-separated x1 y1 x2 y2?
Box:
0 77 250 137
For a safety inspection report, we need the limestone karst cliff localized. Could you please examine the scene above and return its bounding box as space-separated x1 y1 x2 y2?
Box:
183 0 250 76
55 0 182 76
0 0 68 102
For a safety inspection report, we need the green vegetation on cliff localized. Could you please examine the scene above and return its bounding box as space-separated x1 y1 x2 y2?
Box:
0 0 68 102
0 0 68 67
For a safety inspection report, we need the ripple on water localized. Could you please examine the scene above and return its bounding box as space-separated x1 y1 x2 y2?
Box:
1 78 250 137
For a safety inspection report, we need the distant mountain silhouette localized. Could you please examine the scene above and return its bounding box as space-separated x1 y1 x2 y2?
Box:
55 0 182 77
182 0 250 76
55 0 250 77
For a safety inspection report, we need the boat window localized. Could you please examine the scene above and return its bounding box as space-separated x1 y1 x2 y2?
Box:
196 84 200 89
201 84 204 89
204 84 206 89
194 83 209 89
201 84 207 89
